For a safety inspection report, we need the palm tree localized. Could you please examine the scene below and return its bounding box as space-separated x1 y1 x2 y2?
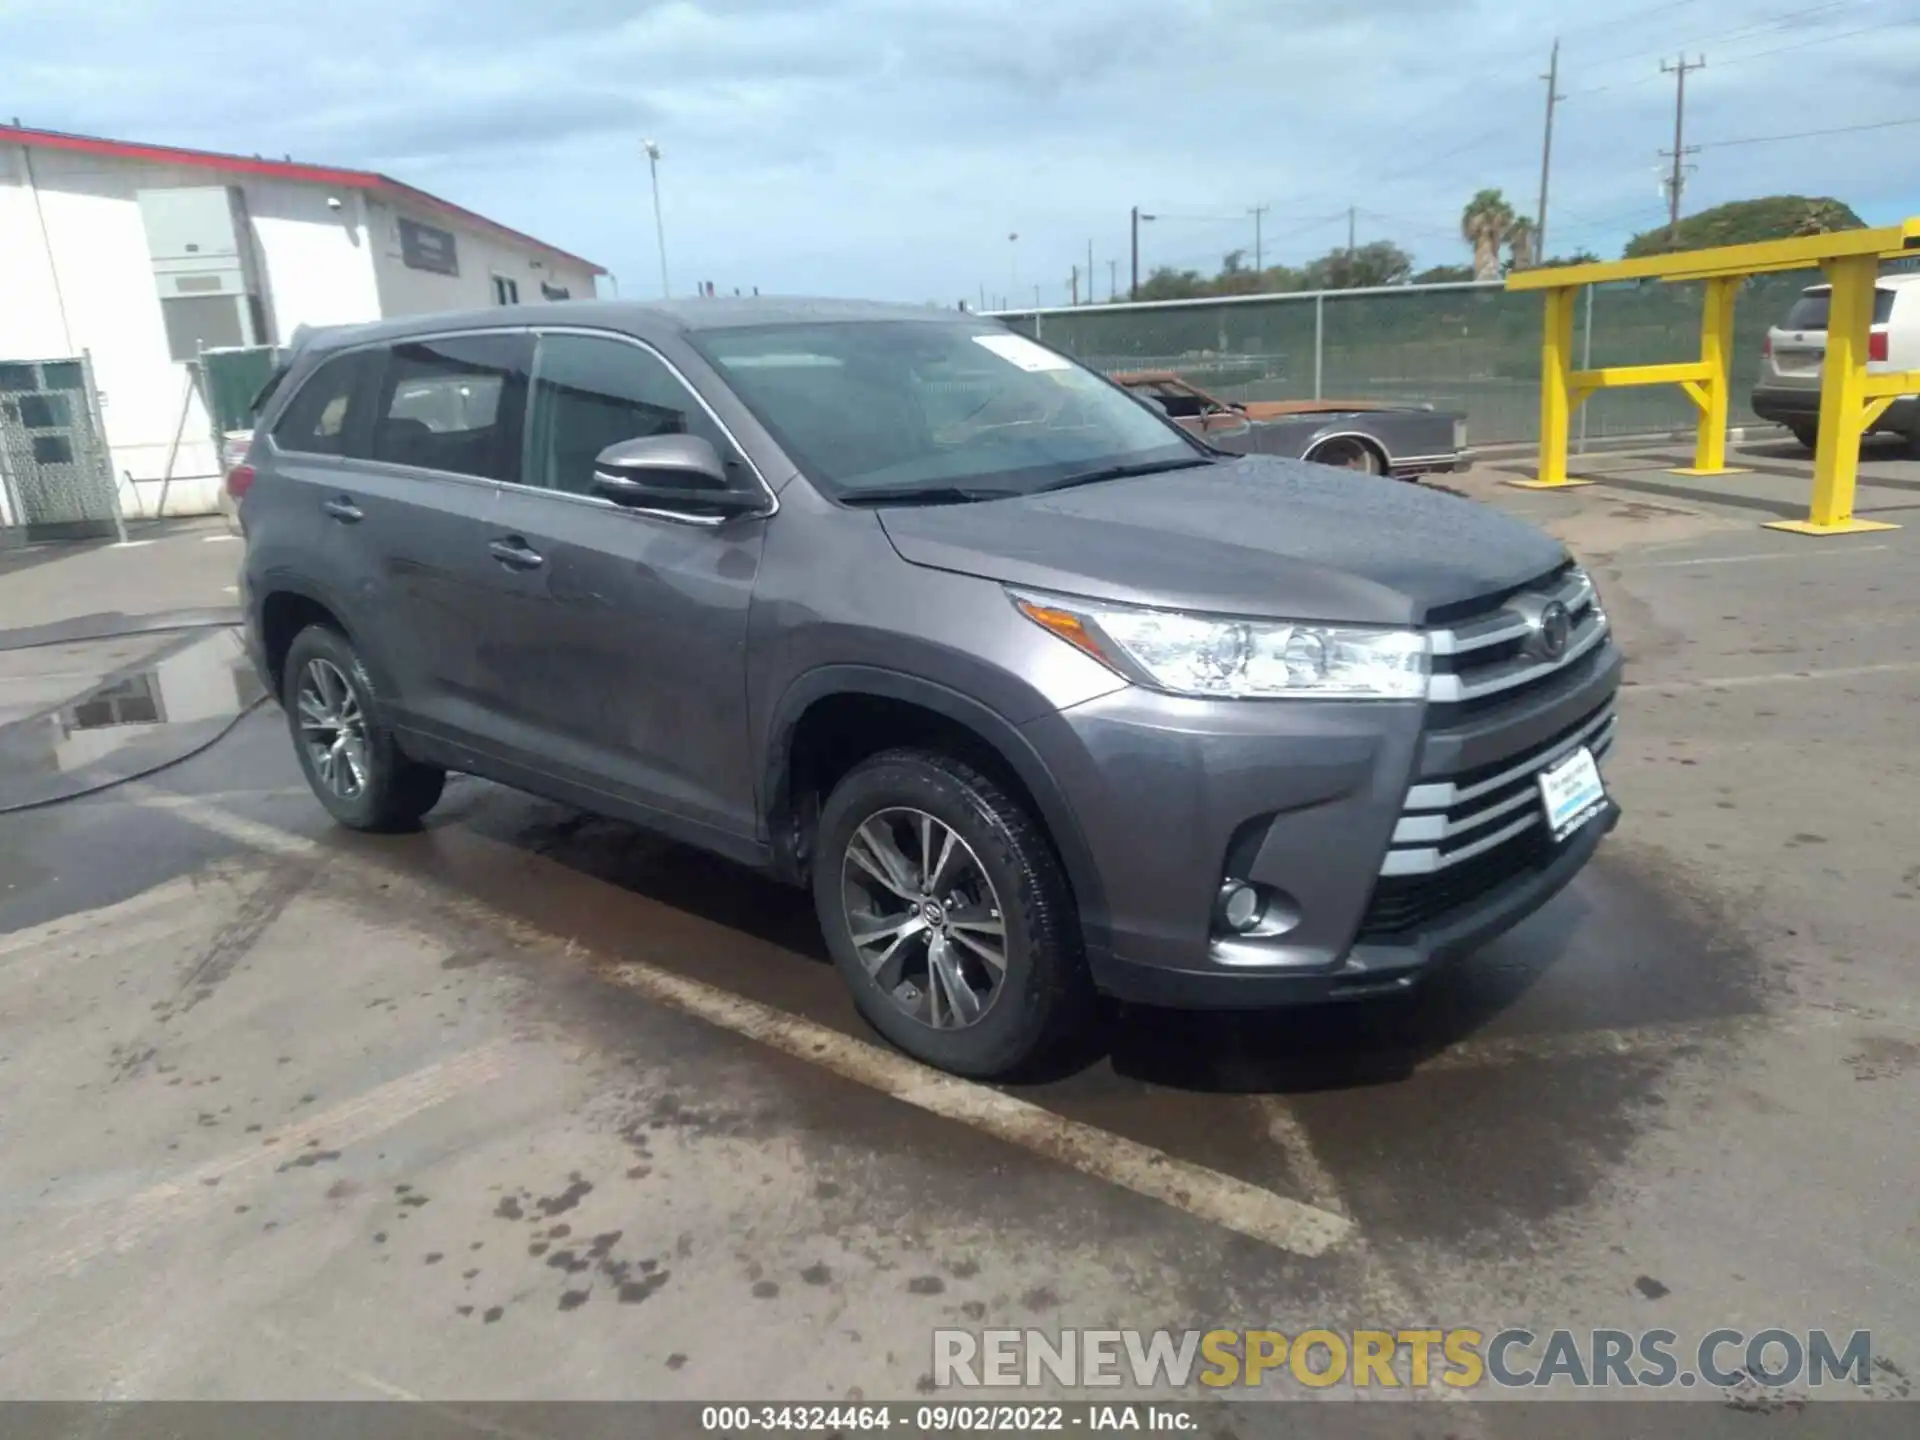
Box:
1461 188 1515 280
1507 215 1537 271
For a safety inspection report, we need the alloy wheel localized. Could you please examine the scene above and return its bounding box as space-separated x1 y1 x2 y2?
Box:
840 807 1008 1030
296 657 370 800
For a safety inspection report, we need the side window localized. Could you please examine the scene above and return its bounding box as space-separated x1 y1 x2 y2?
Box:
524 334 737 496
370 333 531 482
271 352 371 456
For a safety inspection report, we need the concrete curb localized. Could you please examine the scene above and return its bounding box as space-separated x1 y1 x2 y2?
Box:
0 607 243 654
1469 424 1792 465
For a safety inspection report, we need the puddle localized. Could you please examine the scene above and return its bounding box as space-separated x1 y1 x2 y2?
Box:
0 627 264 809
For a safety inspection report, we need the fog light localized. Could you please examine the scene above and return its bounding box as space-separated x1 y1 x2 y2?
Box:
1216 881 1265 933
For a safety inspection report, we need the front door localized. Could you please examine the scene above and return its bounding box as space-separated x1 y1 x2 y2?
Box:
478 331 766 844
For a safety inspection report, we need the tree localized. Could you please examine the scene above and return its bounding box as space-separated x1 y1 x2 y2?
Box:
1506 216 1536 272
1413 263 1476 284
1301 239 1413 290
1624 195 1864 257
1461 188 1515 280
1538 250 1600 268
1134 265 1211 301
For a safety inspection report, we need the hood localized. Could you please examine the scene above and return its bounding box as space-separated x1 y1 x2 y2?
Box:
877 455 1564 625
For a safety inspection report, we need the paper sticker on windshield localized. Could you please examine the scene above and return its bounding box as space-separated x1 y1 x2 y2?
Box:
972 334 1073 372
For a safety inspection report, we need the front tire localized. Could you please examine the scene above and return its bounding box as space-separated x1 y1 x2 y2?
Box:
813 749 1091 1079
284 625 445 832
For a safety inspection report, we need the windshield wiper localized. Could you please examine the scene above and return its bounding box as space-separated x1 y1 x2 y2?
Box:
1029 456 1217 495
840 485 1019 506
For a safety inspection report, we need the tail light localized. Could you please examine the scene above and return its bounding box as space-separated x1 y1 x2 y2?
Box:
1869 330 1889 363
225 464 256 501
1761 334 1772 358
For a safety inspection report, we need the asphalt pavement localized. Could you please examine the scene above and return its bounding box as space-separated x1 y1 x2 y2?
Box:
0 445 1915 1430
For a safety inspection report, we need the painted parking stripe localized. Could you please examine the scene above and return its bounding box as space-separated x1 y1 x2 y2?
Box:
1625 543 1891 569
138 792 1355 1259
1624 660 1920 692
42 1040 514 1276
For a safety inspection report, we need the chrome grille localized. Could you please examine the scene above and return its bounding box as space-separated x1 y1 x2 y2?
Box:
1425 567 1608 707
1378 699 1615 878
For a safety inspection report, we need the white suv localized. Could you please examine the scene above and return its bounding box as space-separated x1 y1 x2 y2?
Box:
1752 272 1920 450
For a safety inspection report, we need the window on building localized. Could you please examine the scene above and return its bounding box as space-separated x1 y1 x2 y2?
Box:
523 334 736 496
491 275 520 306
271 350 376 457
369 333 531 481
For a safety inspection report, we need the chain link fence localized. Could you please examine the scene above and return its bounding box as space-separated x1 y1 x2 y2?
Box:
0 353 125 545
998 270 1823 447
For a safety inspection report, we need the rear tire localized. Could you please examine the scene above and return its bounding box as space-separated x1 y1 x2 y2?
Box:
1788 423 1818 451
1308 437 1383 475
813 748 1091 1079
284 625 445 832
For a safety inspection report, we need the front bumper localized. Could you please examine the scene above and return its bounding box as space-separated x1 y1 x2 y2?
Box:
1018 640 1621 1008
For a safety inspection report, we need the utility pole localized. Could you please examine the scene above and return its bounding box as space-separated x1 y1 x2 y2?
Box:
1660 54 1706 242
1536 37 1564 264
642 139 669 297
1347 205 1356 260
1087 240 1094 303
1070 265 1079 306
1109 259 1118 302
1130 206 1140 300
1249 205 1269 274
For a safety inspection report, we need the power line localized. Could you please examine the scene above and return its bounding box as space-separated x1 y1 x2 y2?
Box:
1698 113 1920 147
1570 0 1860 85
1569 9 1911 96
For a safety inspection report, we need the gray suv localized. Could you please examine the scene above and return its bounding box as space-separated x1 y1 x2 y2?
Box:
233 299 1620 1078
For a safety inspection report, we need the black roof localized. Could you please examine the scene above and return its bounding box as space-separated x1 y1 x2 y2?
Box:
291 296 984 354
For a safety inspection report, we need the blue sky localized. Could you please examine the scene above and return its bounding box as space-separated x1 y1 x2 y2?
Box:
5 0 1918 304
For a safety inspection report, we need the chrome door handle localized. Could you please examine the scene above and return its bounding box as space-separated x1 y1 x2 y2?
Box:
322 496 363 523
487 537 544 570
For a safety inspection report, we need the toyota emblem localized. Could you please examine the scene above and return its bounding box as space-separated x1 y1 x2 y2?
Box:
1536 601 1571 660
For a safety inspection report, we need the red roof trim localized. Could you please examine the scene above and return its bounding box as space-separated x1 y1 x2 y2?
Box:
2 125 605 274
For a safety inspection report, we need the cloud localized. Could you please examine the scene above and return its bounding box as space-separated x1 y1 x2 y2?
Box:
5 0 1918 301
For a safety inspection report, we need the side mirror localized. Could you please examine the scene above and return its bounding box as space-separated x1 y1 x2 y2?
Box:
589 434 765 517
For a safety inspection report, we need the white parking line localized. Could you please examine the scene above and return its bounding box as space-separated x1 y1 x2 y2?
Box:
134 792 1355 1259
1624 544 1890 569
1624 660 1920 692
43 1039 514 1276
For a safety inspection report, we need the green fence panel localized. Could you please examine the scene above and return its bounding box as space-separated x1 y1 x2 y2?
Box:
999 268 1828 447
201 345 283 434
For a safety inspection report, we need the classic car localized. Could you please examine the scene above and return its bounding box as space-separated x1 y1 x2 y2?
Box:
1112 370 1468 478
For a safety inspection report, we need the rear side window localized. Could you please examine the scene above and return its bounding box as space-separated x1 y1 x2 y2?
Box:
271 352 371 456
1781 289 1896 330
370 333 532 482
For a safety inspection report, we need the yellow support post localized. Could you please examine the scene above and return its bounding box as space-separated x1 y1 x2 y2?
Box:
1671 274 1749 477
1765 254 1900 535
1509 285 1591 489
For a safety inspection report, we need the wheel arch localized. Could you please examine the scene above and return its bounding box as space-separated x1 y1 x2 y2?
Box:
1304 430 1391 473
762 666 1107 933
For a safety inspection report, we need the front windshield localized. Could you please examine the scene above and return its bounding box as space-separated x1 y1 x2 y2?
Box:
693 321 1205 499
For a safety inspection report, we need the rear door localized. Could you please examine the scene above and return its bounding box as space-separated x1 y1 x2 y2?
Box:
350 331 533 753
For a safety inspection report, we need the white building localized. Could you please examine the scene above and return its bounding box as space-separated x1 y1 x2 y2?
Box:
1 125 604 519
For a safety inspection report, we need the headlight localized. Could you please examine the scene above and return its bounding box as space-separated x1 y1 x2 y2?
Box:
1011 589 1428 699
